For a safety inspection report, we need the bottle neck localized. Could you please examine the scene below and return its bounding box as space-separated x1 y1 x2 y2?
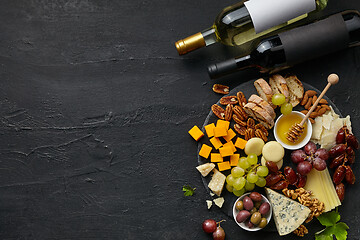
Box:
201 27 218 46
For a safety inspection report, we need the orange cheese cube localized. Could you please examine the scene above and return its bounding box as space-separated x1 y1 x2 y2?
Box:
211 153 223 163
235 137 247 149
204 123 216 138
223 128 236 142
188 125 204 141
219 145 234 157
199 144 212 159
213 126 228 137
216 119 230 130
210 137 223 150
217 161 231 171
224 141 236 152
230 154 240 166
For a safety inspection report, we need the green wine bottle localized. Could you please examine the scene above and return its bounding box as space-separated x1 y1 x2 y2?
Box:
175 0 328 55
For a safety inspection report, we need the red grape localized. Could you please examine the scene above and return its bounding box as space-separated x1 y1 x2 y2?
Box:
297 161 312 176
202 219 217 233
291 150 306 164
284 166 297 185
304 141 316 155
314 148 329 161
212 226 225 240
313 157 327 171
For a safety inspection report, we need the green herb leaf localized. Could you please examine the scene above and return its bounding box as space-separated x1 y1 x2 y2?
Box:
182 185 196 196
333 222 349 240
317 210 340 227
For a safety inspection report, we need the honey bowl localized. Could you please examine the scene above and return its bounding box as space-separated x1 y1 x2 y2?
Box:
274 111 312 150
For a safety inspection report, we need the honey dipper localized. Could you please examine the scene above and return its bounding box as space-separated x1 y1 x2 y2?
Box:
286 73 339 143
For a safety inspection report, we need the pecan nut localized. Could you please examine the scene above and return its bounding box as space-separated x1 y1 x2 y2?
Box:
255 128 267 142
211 104 225 119
247 118 255 129
255 124 268 136
224 104 233 121
233 114 247 126
220 96 238 105
234 123 246 135
213 84 229 94
236 91 247 107
233 105 248 121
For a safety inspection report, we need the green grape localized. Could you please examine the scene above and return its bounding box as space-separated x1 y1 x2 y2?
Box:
247 153 258 165
257 166 269 177
231 167 245 177
247 172 259 183
226 183 234 192
245 181 255 191
233 177 246 190
238 157 250 169
272 93 286 106
255 177 266 187
226 174 235 186
233 188 245 197
280 102 293 115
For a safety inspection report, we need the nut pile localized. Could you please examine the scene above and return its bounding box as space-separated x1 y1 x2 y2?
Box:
300 90 331 123
211 87 268 142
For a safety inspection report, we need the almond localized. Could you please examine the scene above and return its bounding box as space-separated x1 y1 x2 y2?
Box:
322 105 331 111
305 90 317 97
300 93 309 106
213 84 229 95
310 112 318 118
312 95 317 105
301 110 309 115
220 96 238 105
319 99 328 104
309 118 315 124
211 104 225 119
225 104 233 121
304 97 312 110
318 107 327 115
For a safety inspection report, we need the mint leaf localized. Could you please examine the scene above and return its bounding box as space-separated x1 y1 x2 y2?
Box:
317 210 340 227
333 222 349 240
183 185 196 196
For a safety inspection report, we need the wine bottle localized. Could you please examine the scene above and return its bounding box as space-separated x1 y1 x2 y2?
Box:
175 0 328 55
207 10 360 79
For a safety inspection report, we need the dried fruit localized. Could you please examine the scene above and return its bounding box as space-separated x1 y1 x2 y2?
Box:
336 128 346 144
211 104 225 120
271 180 289 190
265 173 281 186
335 183 345 202
220 96 238 105
329 154 345 169
346 134 359 150
329 144 346 158
224 104 233 121
265 161 279 173
213 84 229 94
345 166 355 185
333 165 346 185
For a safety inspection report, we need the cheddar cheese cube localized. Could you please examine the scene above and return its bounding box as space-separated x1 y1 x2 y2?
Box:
219 145 234 157
224 141 236 153
235 137 247 149
216 120 230 130
230 154 240 166
199 144 212 159
223 128 236 142
211 153 223 163
188 125 204 141
217 161 231 171
210 137 223 150
204 123 216 138
213 126 228 137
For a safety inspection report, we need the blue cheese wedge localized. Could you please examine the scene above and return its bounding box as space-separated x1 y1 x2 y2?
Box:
265 188 311 236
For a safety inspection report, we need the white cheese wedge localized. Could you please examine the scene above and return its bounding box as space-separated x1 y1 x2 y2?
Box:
312 116 323 140
208 169 226 197
206 200 213 209
196 163 215 177
322 112 333 130
213 197 225 208
265 188 311 236
344 115 352 133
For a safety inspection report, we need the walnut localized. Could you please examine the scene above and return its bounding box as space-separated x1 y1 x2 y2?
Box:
293 224 308 237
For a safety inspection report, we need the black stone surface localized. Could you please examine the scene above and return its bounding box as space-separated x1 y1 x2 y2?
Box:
0 1 359 239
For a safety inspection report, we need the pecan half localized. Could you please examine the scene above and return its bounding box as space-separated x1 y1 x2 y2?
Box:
220 96 238 105
255 128 267 142
255 124 268 136
224 104 233 121
236 91 247 107
211 104 225 119
234 124 246 135
233 114 247 126
213 84 229 94
233 105 248 121
247 118 255 129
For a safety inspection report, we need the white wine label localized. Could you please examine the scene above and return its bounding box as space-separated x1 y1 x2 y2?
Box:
244 0 316 33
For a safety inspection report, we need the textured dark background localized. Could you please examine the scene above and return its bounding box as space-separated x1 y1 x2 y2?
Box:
0 0 360 239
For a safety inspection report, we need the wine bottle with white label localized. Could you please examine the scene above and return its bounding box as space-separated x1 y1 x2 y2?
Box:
175 0 328 55
207 10 360 79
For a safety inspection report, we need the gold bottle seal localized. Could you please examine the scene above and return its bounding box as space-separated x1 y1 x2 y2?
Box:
175 32 206 55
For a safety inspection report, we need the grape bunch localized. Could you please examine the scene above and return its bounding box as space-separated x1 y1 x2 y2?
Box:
328 126 358 202
202 219 225 240
272 93 293 115
265 161 307 190
291 141 329 175
226 154 269 196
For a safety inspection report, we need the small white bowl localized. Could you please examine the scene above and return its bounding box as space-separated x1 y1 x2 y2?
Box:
233 193 272 231
274 111 312 150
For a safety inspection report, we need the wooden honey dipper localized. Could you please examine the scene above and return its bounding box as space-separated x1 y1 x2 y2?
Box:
286 73 339 142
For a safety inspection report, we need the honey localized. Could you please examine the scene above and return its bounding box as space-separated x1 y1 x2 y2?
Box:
276 112 307 145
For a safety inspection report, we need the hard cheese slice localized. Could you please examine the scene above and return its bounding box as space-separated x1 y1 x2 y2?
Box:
265 188 311 236
208 169 226 197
